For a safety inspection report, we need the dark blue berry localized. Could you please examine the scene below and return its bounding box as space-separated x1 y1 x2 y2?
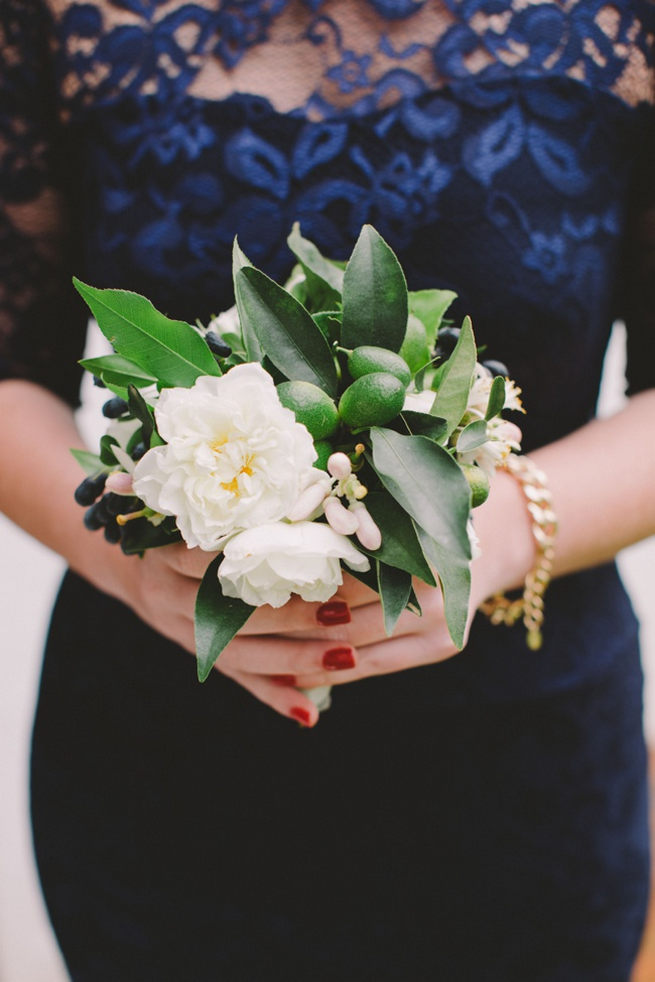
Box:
93 375 107 388
482 359 509 378
104 492 126 517
435 326 461 359
104 520 123 544
131 441 147 461
83 502 106 531
205 331 232 357
74 473 107 506
102 397 129 419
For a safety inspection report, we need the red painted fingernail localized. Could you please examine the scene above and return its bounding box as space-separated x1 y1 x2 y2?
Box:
271 674 297 687
290 706 313 727
322 646 356 671
316 600 351 626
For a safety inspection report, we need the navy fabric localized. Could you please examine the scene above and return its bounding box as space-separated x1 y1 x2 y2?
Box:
1 0 652 975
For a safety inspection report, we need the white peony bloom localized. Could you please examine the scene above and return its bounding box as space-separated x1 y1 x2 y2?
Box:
218 521 370 608
403 390 437 414
132 364 318 550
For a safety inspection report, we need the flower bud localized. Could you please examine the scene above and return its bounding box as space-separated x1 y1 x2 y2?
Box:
105 471 135 495
324 495 359 535
286 481 330 522
350 502 382 550
327 452 352 479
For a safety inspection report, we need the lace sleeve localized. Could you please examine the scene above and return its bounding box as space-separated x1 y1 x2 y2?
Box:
0 0 87 407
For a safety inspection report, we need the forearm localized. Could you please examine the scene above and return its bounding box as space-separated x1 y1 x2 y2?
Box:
473 388 655 603
0 378 132 598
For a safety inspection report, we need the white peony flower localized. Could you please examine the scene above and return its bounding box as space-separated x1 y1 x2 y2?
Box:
218 521 370 608
132 364 319 550
403 390 437 414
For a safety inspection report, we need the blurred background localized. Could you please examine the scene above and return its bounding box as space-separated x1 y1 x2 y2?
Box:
1 323 654 980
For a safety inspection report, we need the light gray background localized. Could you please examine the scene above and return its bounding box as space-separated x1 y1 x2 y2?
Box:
1 323 653 980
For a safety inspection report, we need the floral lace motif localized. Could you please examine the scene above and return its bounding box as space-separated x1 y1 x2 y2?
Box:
49 0 655 120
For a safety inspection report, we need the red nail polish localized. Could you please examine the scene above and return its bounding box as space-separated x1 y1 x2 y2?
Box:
316 600 351 626
290 706 313 727
271 674 296 687
322 646 356 671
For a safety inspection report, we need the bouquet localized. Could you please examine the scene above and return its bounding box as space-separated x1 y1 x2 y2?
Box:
72 224 523 690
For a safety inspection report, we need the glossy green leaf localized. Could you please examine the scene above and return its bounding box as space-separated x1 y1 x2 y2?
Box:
127 384 155 446
409 289 457 347
232 238 262 362
99 434 120 466
345 563 380 595
416 528 471 650
70 448 106 476
485 375 506 420
287 224 344 309
195 557 255 682
369 428 471 559
456 418 488 454
312 311 342 345
377 561 412 636
73 279 220 387
341 225 408 351
397 411 448 442
80 354 158 390
235 266 338 396
120 517 182 555
362 491 436 585
429 316 476 438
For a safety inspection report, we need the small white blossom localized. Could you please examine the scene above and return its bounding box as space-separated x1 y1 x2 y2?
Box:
218 521 370 608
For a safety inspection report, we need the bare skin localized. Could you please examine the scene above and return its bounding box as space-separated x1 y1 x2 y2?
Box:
1 378 654 726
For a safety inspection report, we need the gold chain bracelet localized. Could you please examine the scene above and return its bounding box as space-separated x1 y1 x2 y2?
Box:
479 454 558 651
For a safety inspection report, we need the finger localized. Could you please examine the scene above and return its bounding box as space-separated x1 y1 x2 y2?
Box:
216 634 358 677
238 595 354 635
159 542 220 579
292 625 458 689
220 667 320 727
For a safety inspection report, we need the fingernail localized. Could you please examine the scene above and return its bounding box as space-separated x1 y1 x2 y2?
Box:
322 646 356 671
271 674 296 687
290 706 313 727
316 600 351 626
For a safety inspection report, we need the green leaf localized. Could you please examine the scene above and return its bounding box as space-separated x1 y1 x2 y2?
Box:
341 225 408 351
287 223 344 309
346 563 380 595
127 384 155 446
369 428 471 559
312 311 342 345
70 448 106 476
409 289 457 347
72 279 221 387
430 316 476 438
79 354 158 390
456 418 488 454
485 375 506 420
99 434 120 466
416 528 471 650
120 517 182 555
397 411 448 442
377 561 412 636
232 238 263 362
362 491 436 585
195 557 255 682
235 266 338 397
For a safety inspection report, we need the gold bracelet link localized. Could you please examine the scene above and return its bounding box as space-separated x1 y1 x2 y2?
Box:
479 454 558 650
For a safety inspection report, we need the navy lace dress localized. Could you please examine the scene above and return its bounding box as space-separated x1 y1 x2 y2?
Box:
2 1 655 978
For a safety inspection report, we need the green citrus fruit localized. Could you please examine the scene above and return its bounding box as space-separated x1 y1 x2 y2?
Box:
347 346 411 388
313 440 333 471
399 314 430 374
338 373 406 429
461 464 490 508
277 381 339 440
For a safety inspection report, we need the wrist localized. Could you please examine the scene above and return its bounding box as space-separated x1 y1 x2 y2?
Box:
469 466 537 610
